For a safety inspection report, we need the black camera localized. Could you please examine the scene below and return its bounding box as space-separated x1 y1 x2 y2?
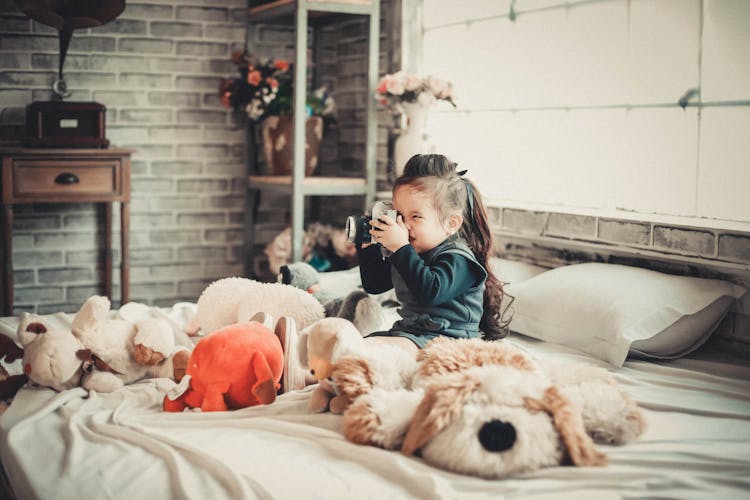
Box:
346 201 397 245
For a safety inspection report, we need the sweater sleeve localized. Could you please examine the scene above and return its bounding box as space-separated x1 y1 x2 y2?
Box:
389 245 484 306
356 244 393 294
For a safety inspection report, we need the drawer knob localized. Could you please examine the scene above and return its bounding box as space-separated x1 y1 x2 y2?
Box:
54 172 80 185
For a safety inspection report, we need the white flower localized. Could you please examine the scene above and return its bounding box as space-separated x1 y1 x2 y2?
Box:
404 74 422 92
386 76 405 96
427 76 448 97
314 86 327 99
246 99 264 120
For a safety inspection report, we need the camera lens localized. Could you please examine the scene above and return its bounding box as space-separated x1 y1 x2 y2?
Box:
345 215 371 244
345 216 358 243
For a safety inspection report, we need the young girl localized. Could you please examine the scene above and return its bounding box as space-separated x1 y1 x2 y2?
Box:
357 153 509 354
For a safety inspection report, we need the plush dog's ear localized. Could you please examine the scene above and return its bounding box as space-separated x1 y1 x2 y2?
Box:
331 357 373 402
401 372 481 456
16 313 50 347
525 386 607 466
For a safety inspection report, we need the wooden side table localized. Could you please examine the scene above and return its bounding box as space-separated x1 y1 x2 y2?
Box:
0 146 133 316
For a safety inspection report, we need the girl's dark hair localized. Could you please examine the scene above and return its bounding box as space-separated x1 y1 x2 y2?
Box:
394 153 512 340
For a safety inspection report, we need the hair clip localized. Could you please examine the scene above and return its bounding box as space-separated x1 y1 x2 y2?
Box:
457 169 468 176
463 178 475 217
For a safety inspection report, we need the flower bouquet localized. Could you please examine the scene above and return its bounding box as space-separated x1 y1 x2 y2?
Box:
219 51 335 122
374 71 456 113
218 51 335 176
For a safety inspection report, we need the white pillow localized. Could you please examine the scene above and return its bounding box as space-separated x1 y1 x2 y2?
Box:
489 257 548 285
506 263 747 366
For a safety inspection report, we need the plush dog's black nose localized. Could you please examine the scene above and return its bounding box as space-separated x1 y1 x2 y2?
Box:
478 419 516 452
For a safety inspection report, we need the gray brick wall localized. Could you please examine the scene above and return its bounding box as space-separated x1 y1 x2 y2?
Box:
0 0 250 313
1 0 399 313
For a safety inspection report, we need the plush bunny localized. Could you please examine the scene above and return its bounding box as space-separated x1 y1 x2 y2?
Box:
333 337 645 478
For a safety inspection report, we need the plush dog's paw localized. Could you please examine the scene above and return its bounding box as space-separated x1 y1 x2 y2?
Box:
329 393 351 414
342 388 421 450
587 393 646 445
309 384 334 413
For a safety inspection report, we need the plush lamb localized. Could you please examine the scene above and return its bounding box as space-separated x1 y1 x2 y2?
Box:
279 262 383 335
186 277 325 336
333 337 645 478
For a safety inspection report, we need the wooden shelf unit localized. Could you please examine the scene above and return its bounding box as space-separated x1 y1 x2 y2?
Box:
245 0 380 269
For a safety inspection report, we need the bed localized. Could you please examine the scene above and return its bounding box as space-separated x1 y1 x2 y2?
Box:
1 258 749 499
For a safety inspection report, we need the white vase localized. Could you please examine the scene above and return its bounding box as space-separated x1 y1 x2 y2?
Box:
393 101 430 178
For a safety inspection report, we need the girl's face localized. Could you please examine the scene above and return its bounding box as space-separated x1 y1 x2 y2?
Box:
393 184 459 254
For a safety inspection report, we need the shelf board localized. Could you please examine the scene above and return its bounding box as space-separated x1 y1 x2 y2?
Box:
249 0 375 23
248 175 368 196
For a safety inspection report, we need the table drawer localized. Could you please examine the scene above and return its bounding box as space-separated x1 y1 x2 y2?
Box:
11 159 122 201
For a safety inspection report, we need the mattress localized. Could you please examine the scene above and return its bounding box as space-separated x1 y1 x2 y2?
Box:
1 306 749 500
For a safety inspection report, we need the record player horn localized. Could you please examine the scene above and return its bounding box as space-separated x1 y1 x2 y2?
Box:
14 0 125 98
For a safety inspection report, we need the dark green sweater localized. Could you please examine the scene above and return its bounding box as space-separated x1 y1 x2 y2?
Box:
358 237 486 347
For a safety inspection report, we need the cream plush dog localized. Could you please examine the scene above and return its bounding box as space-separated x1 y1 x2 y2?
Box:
333 337 645 478
297 317 417 413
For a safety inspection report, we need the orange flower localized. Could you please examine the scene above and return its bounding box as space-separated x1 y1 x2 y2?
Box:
247 70 262 86
266 77 278 90
274 60 289 72
376 77 388 94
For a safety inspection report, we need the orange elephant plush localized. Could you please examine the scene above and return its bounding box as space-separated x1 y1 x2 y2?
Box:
163 321 283 412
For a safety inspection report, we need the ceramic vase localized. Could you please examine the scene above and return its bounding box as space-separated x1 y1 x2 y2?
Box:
261 115 323 176
393 101 429 178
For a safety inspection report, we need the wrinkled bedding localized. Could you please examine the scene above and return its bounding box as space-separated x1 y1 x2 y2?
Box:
1 305 749 500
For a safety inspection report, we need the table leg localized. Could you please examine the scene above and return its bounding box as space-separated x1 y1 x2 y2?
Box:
103 203 113 299
244 189 260 278
1 204 12 316
121 201 129 304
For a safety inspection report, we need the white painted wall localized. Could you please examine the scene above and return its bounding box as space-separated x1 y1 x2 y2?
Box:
419 0 750 227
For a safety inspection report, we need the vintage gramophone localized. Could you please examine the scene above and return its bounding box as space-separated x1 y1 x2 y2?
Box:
16 0 125 148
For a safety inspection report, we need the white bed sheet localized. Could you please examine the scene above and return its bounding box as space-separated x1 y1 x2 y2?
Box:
1 307 749 500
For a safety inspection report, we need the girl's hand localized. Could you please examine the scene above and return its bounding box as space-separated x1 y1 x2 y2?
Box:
369 214 409 253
